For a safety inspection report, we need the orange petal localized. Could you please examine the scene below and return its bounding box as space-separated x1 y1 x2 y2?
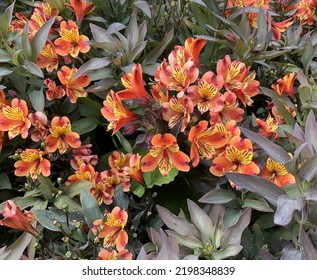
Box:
239 162 260 175
188 120 209 141
190 143 200 167
141 153 160 172
151 133 176 146
45 135 60 153
210 156 234 177
41 159 51 177
14 161 34 177
169 150 190 172
64 131 81 148
275 174 295 187
116 230 128 251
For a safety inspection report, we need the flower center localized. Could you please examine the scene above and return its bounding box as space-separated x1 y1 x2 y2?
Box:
226 145 253 165
266 158 287 176
50 124 71 137
20 150 42 162
60 27 79 43
172 65 187 86
3 106 24 121
198 79 218 100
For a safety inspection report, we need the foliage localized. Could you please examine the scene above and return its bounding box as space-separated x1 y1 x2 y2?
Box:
0 0 317 260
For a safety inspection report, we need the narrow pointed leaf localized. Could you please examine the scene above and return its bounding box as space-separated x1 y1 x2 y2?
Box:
134 1 151 18
199 189 236 204
72 57 112 78
305 110 317 153
300 228 317 260
212 244 243 260
166 231 203 249
62 180 94 198
299 154 317 182
0 232 32 260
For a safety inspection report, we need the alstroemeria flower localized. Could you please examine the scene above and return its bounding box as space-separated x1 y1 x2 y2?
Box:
187 71 224 114
94 207 128 251
0 98 31 139
117 64 151 104
70 144 98 170
124 153 145 186
57 66 91 103
101 91 140 134
0 200 39 237
256 114 279 140
216 55 260 106
270 103 297 124
293 0 316 25
210 136 260 178
184 37 207 67
65 0 95 24
188 120 229 167
98 248 132 260
54 20 90 58
36 40 59 73
271 18 293 42
141 133 190 176
14 149 50 180
66 163 96 185
0 89 9 108
45 116 81 154
44 78 66 101
262 157 295 187
271 72 297 98
28 111 48 142
9 12 28 33
162 95 194 132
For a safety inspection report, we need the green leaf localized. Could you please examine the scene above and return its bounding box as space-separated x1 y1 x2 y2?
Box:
130 180 145 197
0 232 33 260
225 173 286 207
62 180 95 198
54 195 83 213
72 57 112 78
188 0 207 7
134 1 151 18
302 39 313 74
32 209 66 232
79 98 103 118
71 117 99 135
0 1 15 39
240 127 292 164
22 22 32 60
0 49 12 63
199 189 236 204
31 17 56 61
254 50 290 61
115 131 132 153
24 61 44 78
29 89 44 112
113 186 129 209
126 40 147 63
37 175 54 189
243 199 273 212
80 187 103 228
212 244 243 260
299 154 317 182
0 172 11 189
298 86 312 104
0 67 13 76
143 167 179 188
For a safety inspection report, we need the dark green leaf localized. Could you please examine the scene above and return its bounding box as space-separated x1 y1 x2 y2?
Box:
29 89 44 112
22 22 32 60
115 131 132 153
54 195 83 212
188 0 207 7
243 199 273 212
62 180 95 198
72 57 112 78
113 186 129 209
302 39 313 74
71 117 99 135
199 189 236 204
0 1 15 39
32 209 66 231
0 173 11 189
80 187 102 228
225 173 286 207
143 167 179 188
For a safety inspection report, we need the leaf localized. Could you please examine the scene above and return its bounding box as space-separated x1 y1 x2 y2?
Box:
105 22 126 34
300 228 317 260
143 167 179 188
240 127 291 164
72 57 112 78
113 186 129 209
304 110 317 153
54 195 83 213
126 40 147 63
24 61 44 78
31 17 56 61
212 244 243 260
225 173 286 207
134 1 151 18
0 173 11 189
0 49 12 63
130 180 145 197
62 180 95 198
0 1 15 39
188 0 207 7
22 22 32 60
281 245 305 260
29 89 44 112
80 187 103 228
0 67 13 76
199 189 236 204
299 154 317 182
0 232 33 260
274 195 304 226
115 131 132 153
71 117 99 135
32 209 66 232
302 39 313 74
254 50 290 61
243 199 274 212
166 231 203 249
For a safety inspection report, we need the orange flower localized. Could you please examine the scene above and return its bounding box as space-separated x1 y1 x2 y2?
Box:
209 91 245 125
28 111 48 142
256 114 279 140
14 149 50 180
162 95 194 132
141 133 190 176
210 136 260 177
117 64 151 104
36 40 59 73
262 157 295 187
101 91 140 134
0 200 39 237
123 153 145 186
98 248 132 260
0 131 7 153
0 98 31 139
271 72 297 98
108 151 131 172
294 0 316 25
45 116 81 154
188 120 229 167
94 207 129 251
66 163 95 185
271 18 293 41
184 37 207 67
54 20 90 58
65 0 95 24
70 144 98 170
44 78 66 100
187 71 224 114
216 55 260 106
0 89 9 108
151 82 169 105
57 66 91 103
270 103 296 124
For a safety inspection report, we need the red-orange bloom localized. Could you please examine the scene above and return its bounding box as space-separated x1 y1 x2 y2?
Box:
216 55 260 106
36 40 59 73
262 157 295 187
184 37 207 67
162 95 194 132
28 111 48 142
57 66 91 103
94 207 128 251
66 163 95 185
271 72 297 98
270 103 296 125
0 98 31 139
0 200 39 237
117 64 151 104
45 116 81 154
187 71 224 114
14 149 50 180
210 136 260 177
54 20 90 58
0 89 9 108
141 133 190 176
271 18 293 42
44 78 66 100
98 248 132 260
294 0 316 25
65 0 95 24
256 114 279 140
101 91 140 134
9 12 28 33
188 120 229 167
